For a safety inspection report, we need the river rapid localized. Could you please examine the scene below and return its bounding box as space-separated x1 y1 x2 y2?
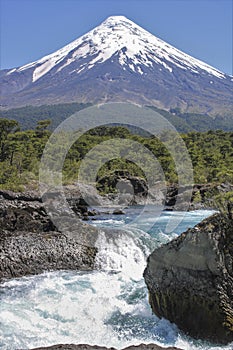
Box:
0 207 232 350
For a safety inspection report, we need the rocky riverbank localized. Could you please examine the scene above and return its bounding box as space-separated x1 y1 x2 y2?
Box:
0 187 99 281
0 181 231 281
144 212 233 344
97 172 233 211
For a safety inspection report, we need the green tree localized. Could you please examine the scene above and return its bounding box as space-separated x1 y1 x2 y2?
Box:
0 118 19 161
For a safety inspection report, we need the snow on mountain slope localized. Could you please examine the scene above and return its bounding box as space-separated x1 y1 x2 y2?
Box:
7 15 226 83
1 15 232 114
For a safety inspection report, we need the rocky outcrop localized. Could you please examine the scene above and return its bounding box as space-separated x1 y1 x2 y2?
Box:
31 343 182 350
165 183 233 211
0 229 96 280
97 171 149 205
0 188 98 281
144 213 233 344
97 171 233 210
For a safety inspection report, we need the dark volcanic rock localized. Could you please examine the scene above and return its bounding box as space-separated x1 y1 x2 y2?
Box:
144 213 233 344
164 183 233 211
31 345 114 350
97 171 150 206
113 208 126 215
0 225 97 280
0 189 98 281
31 343 182 350
97 174 233 210
0 202 56 233
123 345 181 350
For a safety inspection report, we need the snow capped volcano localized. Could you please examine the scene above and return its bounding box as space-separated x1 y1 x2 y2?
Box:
9 15 225 81
1 15 232 114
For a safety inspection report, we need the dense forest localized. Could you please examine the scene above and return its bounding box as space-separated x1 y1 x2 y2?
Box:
0 118 232 195
0 103 91 131
0 103 232 132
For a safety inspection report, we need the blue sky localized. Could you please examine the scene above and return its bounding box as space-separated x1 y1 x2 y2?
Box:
0 0 232 74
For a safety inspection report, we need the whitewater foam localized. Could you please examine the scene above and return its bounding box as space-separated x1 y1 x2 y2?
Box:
0 209 231 350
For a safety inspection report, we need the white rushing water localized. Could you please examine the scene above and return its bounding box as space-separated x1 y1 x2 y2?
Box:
0 209 232 350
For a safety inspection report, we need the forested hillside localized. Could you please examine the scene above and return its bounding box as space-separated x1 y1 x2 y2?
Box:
0 103 91 130
0 103 232 132
0 118 232 193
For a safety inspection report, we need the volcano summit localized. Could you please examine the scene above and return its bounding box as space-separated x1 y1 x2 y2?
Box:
1 15 232 115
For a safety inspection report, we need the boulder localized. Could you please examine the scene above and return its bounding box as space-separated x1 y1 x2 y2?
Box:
144 213 233 344
113 208 126 215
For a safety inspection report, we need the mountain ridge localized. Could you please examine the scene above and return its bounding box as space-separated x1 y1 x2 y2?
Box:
1 15 232 116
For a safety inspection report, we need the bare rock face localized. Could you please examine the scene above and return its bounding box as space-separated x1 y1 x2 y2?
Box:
144 213 233 344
